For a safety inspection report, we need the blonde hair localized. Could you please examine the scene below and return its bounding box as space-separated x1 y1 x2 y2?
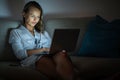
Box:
22 1 44 33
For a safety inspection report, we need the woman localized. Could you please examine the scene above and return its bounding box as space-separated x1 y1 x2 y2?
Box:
9 1 77 80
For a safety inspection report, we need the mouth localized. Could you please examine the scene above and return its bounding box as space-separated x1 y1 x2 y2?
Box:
32 22 37 25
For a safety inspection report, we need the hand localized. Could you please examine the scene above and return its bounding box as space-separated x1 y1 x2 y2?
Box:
57 50 67 55
42 48 50 52
61 50 66 53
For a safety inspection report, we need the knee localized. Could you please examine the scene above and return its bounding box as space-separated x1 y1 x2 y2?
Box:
53 51 68 63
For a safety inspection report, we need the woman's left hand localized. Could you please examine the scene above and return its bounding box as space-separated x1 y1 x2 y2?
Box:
42 48 50 52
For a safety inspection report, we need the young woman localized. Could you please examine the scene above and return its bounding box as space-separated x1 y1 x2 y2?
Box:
9 1 78 80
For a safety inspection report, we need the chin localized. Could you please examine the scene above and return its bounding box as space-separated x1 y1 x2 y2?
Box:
31 24 36 27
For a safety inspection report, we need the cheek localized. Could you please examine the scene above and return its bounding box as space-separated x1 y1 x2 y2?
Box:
36 18 40 23
25 16 32 23
25 18 31 24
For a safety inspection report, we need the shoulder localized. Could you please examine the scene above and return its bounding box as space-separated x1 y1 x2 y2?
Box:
10 28 21 35
42 30 51 39
9 27 22 43
43 30 49 35
10 25 25 36
41 30 50 37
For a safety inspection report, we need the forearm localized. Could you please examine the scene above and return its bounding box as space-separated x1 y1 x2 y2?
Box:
27 48 50 56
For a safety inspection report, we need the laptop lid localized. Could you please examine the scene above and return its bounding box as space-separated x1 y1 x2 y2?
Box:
49 28 80 54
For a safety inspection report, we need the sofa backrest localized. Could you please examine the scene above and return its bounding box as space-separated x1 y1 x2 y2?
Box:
45 17 93 55
0 17 93 61
0 19 20 61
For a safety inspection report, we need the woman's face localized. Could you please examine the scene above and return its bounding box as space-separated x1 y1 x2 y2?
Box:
24 6 41 28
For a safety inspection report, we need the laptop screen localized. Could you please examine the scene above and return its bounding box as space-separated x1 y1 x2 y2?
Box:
49 28 80 54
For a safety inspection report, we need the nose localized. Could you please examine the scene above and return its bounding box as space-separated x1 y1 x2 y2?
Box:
34 17 37 21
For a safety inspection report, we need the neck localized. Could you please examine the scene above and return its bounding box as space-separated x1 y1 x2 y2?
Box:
24 24 34 32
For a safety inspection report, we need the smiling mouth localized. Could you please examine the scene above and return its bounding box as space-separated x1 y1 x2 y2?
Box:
32 22 37 25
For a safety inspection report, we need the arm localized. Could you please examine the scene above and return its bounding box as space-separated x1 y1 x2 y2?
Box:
9 29 50 60
9 30 28 60
27 47 50 56
27 31 51 56
39 31 52 48
27 31 51 55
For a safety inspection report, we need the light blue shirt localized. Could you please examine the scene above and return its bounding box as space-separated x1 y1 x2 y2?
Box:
9 25 51 60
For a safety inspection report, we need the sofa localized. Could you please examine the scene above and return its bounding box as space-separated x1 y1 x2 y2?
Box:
0 15 120 80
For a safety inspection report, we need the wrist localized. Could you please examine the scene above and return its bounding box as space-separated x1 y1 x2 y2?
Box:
42 48 45 52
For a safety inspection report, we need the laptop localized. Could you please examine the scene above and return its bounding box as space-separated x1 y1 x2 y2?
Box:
49 28 80 54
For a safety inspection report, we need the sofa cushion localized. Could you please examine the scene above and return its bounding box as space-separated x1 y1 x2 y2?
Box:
71 56 120 80
0 61 48 80
78 15 120 58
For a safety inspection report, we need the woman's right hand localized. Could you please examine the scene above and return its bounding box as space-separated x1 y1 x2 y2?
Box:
27 48 50 56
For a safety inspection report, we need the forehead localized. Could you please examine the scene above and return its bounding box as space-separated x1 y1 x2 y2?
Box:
28 6 41 14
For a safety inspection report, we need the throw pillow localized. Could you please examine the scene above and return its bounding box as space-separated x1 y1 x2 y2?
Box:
78 15 120 58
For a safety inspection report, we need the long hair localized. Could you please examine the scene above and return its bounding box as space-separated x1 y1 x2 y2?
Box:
22 1 44 33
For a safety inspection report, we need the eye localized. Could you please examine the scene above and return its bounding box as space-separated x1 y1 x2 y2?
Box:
37 16 40 19
31 15 34 17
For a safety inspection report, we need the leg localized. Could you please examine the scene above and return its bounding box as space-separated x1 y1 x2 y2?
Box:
35 55 58 79
53 51 74 80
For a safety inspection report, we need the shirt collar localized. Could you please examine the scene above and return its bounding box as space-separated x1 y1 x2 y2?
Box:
19 25 37 38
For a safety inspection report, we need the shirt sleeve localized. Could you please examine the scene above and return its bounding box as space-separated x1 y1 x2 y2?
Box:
42 31 52 48
44 31 51 46
36 31 51 48
9 29 28 60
